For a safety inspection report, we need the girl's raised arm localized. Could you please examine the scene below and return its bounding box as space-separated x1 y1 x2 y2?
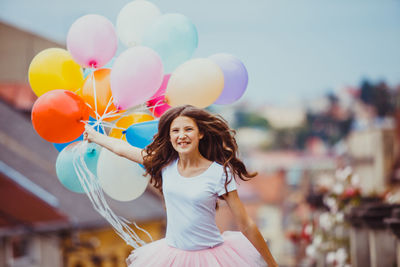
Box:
84 125 146 164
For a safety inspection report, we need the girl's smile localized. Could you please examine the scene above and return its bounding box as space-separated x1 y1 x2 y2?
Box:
170 116 203 155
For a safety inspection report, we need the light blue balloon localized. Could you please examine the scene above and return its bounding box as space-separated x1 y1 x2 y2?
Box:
142 13 198 73
56 142 101 193
103 56 116 69
125 120 159 149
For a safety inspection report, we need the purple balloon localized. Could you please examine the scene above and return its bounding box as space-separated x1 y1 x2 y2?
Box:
209 53 248 104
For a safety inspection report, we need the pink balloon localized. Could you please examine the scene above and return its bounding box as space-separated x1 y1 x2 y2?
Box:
67 14 117 68
147 74 171 117
111 46 164 110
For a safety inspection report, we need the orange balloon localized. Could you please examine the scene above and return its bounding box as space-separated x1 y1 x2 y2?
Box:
31 90 89 143
82 69 120 121
109 113 154 140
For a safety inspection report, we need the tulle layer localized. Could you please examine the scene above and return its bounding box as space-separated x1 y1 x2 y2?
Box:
126 231 267 267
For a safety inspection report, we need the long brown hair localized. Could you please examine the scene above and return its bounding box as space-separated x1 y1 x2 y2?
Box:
143 105 257 194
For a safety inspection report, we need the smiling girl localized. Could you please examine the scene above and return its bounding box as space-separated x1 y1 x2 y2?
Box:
84 105 278 267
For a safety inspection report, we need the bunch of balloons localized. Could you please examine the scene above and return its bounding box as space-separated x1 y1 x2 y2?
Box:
28 0 249 202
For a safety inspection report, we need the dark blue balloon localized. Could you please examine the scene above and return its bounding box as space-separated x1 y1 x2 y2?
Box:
125 120 159 149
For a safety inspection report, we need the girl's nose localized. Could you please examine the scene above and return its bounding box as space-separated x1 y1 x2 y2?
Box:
178 132 187 139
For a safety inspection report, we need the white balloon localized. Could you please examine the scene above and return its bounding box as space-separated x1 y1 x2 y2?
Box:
98 149 150 201
116 0 161 47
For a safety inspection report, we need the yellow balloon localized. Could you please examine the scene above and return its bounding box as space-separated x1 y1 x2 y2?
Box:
109 113 154 140
165 58 224 108
28 48 84 96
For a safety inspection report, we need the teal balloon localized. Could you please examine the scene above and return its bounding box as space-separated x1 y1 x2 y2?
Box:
125 120 159 149
142 13 198 73
83 68 91 79
56 142 101 193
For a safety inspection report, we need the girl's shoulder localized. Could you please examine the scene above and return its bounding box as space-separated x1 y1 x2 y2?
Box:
208 161 231 179
210 161 230 173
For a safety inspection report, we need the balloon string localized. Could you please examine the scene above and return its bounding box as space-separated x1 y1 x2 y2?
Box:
72 142 150 248
102 95 115 117
74 87 82 95
88 98 165 137
91 69 100 121
99 122 127 131
134 221 152 241
84 102 102 120
101 110 121 120
147 99 165 112
147 92 166 102
81 119 127 132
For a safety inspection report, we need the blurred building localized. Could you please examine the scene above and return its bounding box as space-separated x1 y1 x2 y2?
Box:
0 22 165 267
346 126 398 195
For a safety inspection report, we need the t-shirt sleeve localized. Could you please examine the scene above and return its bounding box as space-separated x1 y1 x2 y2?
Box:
216 168 237 196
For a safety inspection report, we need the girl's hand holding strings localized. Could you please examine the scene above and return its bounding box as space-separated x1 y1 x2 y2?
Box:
83 124 100 143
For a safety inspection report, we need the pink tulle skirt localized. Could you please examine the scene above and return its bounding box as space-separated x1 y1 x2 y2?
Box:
126 231 267 267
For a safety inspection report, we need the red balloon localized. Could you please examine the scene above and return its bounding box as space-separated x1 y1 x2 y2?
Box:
32 90 89 143
147 74 171 117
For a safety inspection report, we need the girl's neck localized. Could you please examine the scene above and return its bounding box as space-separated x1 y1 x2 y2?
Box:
178 151 208 168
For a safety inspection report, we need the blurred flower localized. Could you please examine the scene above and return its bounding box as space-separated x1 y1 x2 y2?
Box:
333 183 344 195
306 244 317 258
316 174 335 192
304 224 313 235
312 234 323 247
335 166 353 181
319 212 334 231
301 223 313 243
335 212 344 223
351 174 360 187
342 187 360 199
326 251 336 264
324 196 338 211
336 247 348 265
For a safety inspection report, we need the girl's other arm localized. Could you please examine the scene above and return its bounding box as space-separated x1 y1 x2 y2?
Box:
223 190 278 267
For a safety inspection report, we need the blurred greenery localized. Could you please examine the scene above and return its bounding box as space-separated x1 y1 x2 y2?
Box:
234 110 270 130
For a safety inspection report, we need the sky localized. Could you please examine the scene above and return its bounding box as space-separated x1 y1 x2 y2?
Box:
1 0 399 106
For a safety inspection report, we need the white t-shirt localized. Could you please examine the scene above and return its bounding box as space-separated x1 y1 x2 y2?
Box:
162 159 237 250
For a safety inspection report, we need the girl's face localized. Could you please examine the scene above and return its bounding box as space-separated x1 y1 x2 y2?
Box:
169 116 203 155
